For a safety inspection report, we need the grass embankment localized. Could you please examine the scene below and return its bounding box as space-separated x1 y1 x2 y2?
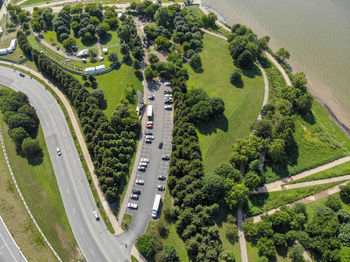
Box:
261 57 350 182
305 193 350 262
246 181 344 217
0 132 57 261
0 88 82 261
185 33 264 171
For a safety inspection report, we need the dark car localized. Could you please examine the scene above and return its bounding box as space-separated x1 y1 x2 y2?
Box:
132 189 141 195
145 131 153 135
19 72 25 77
164 90 172 94
158 175 166 180
157 185 165 191
159 142 163 149
162 155 170 160
164 99 173 104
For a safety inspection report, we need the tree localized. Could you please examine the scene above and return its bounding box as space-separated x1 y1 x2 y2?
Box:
133 59 141 70
148 53 159 65
338 223 350 246
190 100 212 124
224 181 248 210
7 113 36 135
210 97 225 118
155 36 171 51
288 244 305 262
9 127 29 146
325 195 342 212
91 89 105 109
337 209 350 224
62 37 76 51
231 70 242 86
257 237 276 257
292 72 307 92
253 119 273 139
214 163 241 182
340 183 350 203
120 43 129 56
189 53 202 73
237 50 253 68
268 139 286 162
88 48 98 58
163 245 178 262
21 137 42 158
145 65 158 82
257 36 270 51
295 93 313 115
136 235 154 258
243 171 261 189
108 52 119 63
276 47 290 61
203 172 224 203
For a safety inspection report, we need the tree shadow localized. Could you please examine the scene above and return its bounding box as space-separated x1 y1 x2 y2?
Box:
241 63 262 78
197 114 228 135
246 193 269 217
276 246 288 258
134 70 143 81
300 111 316 125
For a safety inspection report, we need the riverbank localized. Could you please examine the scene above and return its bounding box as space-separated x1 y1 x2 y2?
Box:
200 0 350 137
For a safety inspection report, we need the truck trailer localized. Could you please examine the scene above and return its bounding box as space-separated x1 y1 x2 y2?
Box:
152 194 162 218
147 105 153 120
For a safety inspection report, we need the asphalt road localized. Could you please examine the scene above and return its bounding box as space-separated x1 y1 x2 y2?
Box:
0 66 137 262
0 216 27 262
125 80 173 230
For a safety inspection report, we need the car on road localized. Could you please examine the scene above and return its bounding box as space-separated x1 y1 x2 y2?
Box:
146 135 154 140
164 90 172 94
140 158 149 163
130 194 139 200
146 124 153 129
132 189 141 194
157 185 165 191
148 95 155 100
164 99 173 104
138 165 146 171
93 211 100 221
145 138 152 144
158 175 166 180
56 147 61 156
164 105 172 110
135 179 144 185
164 94 172 98
127 203 138 209
139 161 148 167
19 72 25 77
162 155 170 160
159 142 163 149
145 131 153 136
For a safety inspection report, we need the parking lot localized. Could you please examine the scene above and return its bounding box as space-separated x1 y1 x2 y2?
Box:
125 80 173 220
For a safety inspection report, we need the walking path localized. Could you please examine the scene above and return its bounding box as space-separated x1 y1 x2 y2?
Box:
254 155 350 193
264 51 292 86
246 180 350 223
0 61 122 234
283 174 350 190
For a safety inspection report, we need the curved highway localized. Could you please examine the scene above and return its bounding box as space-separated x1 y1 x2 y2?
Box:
0 66 138 261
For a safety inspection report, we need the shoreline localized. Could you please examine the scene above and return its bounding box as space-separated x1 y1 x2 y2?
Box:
199 0 350 138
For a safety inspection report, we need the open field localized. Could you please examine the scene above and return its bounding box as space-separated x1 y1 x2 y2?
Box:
246 181 345 217
0 129 56 261
261 57 350 182
0 17 25 62
185 33 264 171
0 87 81 261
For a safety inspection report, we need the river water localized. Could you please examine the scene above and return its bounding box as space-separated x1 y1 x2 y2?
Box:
202 0 350 130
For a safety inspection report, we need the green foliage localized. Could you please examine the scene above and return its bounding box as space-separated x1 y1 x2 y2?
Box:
62 37 76 51
155 36 171 51
276 47 290 61
214 163 241 182
325 194 342 212
189 53 202 73
288 244 305 262
163 245 178 262
230 70 242 86
136 235 154 258
224 181 248 210
256 237 276 257
340 183 350 203
203 172 224 202
243 171 261 189
21 137 42 158
108 52 119 63
338 223 350 246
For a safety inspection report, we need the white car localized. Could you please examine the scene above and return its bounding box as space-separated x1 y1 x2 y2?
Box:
140 158 149 163
56 147 61 156
146 121 153 125
127 203 138 209
93 211 100 221
164 81 171 86
135 179 144 185
146 135 154 140
130 194 139 200
139 161 148 167
164 105 172 110
138 166 146 171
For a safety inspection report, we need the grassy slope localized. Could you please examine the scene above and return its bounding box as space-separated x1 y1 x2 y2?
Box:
0 88 81 261
185 33 264 171
246 181 344 217
262 57 350 182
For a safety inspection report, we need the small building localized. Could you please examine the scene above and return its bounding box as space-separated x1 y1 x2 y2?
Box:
76 49 88 57
102 47 108 54
85 67 95 74
95 65 106 73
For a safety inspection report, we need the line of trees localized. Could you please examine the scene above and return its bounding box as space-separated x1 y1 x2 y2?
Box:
0 91 42 163
17 30 33 57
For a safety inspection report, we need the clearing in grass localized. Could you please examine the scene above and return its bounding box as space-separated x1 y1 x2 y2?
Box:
185 33 264 171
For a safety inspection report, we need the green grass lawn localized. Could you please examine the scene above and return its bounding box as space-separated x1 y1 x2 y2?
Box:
285 161 350 185
20 0 48 6
246 181 344 217
0 103 81 261
185 33 264 171
0 19 25 62
121 213 132 230
94 62 143 117
262 57 350 182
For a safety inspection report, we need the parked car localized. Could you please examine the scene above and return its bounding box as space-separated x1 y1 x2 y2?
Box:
146 124 153 129
145 131 153 136
132 189 141 194
158 175 166 180
56 147 61 156
127 203 138 209
164 90 172 94
135 179 144 185
146 121 153 125
148 95 155 100
164 94 172 98
164 105 172 110
145 138 152 144
157 185 165 191
138 166 146 171
130 194 139 200
162 155 170 160
93 211 100 221
159 142 163 149
164 99 173 104
19 72 25 77
140 158 149 163
139 162 148 167
146 135 154 140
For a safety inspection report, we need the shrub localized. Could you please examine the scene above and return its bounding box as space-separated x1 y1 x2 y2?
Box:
325 195 342 212
230 70 242 86
21 137 42 158
288 244 304 262
340 183 350 203
136 235 154 258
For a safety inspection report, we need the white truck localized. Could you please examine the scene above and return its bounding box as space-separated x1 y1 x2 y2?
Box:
147 105 153 120
152 194 162 218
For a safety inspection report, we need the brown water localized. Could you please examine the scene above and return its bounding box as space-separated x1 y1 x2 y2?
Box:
203 0 350 129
